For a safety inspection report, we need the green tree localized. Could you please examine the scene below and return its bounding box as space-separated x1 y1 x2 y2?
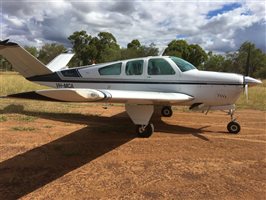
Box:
217 42 266 78
121 39 142 59
121 42 158 60
121 48 140 59
98 32 118 47
187 44 207 67
97 32 120 63
24 46 38 57
164 40 190 59
0 56 12 71
68 30 92 65
203 42 266 78
140 43 159 57
38 43 66 64
164 40 207 67
68 31 121 64
237 42 266 77
127 39 141 49
87 37 100 64
203 53 225 71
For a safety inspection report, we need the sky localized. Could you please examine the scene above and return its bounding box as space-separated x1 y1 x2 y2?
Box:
1 0 265 53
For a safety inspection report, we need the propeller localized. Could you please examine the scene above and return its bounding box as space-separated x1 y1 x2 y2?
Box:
243 44 262 102
244 83 248 102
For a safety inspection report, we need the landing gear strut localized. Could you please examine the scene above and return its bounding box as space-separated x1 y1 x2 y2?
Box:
227 109 241 134
136 124 154 138
161 106 173 117
125 104 155 138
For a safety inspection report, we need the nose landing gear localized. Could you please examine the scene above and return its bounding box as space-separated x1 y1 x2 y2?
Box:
227 109 241 134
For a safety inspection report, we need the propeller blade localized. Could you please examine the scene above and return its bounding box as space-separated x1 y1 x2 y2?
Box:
243 76 261 103
244 84 248 103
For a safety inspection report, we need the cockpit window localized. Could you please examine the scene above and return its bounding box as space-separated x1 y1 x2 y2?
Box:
170 57 197 72
61 69 80 77
98 63 122 75
126 60 143 75
148 58 175 75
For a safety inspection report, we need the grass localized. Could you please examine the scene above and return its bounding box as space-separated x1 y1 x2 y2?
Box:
236 80 266 110
0 72 48 96
17 116 37 122
0 72 265 111
0 115 7 122
11 126 36 131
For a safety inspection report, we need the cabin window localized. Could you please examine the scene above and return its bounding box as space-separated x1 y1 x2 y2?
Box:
126 60 143 75
61 69 80 77
98 63 122 75
148 58 175 75
170 57 196 72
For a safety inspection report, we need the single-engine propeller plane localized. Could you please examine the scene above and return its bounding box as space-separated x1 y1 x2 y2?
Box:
0 40 262 137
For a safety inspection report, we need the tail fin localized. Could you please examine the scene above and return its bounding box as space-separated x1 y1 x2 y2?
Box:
46 53 74 72
0 39 52 78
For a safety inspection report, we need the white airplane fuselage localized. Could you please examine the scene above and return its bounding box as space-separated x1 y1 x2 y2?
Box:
31 56 244 107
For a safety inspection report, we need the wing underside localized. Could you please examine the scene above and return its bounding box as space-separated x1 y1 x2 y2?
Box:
4 88 194 105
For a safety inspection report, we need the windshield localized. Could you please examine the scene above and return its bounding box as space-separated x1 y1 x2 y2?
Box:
170 57 197 72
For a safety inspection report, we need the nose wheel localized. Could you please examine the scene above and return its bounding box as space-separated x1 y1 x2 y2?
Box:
227 109 241 134
227 121 241 134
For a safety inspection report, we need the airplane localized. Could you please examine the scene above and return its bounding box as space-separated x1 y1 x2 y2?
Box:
0 39 262 137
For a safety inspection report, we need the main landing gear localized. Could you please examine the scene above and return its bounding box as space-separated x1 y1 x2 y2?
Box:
161 106 173 117
125 104 241 137
125 104 155 138
136 124 154 138
227 109 241 134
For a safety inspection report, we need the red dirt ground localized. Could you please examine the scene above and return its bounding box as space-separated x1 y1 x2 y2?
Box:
0 105 265 199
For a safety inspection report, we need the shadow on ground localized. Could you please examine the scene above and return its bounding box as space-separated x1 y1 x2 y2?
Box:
0 104 209 199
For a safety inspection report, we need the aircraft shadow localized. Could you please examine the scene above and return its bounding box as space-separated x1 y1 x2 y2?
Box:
152 116 210 141
1 104 209 139
0 104 210 199
0 105 135 199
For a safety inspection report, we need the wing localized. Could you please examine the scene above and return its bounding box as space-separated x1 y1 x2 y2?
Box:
4 89 194 105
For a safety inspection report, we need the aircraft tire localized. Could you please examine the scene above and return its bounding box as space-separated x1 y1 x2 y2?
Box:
161 106 173 117
136 124 154 138
227 121 241 134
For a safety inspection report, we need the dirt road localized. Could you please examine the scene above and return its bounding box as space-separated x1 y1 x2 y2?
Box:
0 105 265 199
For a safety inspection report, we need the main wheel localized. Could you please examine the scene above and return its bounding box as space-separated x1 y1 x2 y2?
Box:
136 124 154 138
161 106 173 117
227 121 241 134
